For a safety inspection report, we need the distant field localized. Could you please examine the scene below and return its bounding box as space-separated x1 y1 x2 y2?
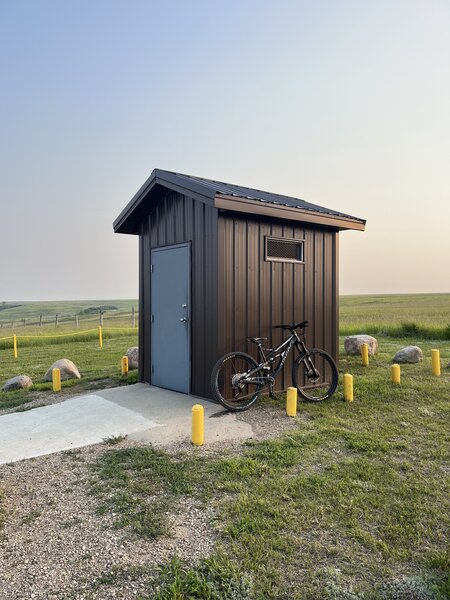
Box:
340 293 450 339
2 294 449 338
0 299 138 333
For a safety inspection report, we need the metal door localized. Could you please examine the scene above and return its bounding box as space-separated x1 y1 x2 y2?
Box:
151 243 190 393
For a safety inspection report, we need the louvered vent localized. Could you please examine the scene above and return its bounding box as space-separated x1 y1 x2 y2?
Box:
266 238 304 263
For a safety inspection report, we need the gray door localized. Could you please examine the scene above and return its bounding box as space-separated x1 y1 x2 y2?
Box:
151 244 190 393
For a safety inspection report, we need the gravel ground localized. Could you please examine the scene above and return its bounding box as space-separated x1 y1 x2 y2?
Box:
0 399 300 599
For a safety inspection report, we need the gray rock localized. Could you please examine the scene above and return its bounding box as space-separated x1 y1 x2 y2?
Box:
126 346 139 370
2 375 33 392
344 335 378 356
44 359 81 381
392 346 423 364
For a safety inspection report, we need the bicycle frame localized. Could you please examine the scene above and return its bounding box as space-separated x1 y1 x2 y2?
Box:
241 329 319 387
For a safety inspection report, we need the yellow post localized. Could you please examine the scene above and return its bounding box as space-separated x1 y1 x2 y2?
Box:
361 343 369 367
392 363 401 384
13 334 18 359
52 368 61 392
98 326 103 349
192 404 204 446
431 349 441 377
344 373 353 402
286 386 297 417
121 356 129 376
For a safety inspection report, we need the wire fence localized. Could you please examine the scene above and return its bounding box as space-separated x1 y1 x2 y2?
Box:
0 309 138 332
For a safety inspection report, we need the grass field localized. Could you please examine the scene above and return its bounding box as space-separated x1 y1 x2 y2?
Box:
0 295 449 598
0 299 138 332
89 336 449 599
340 293 450 339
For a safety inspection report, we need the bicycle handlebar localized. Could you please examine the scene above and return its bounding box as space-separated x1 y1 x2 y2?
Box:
273 320 308 331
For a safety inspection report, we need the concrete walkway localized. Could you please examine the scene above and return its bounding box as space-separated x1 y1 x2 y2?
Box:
0 384 253 465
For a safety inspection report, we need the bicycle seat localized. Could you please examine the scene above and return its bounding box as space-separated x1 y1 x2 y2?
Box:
248 337 267 344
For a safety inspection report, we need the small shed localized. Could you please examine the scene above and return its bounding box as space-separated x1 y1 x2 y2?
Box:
113 169 365 398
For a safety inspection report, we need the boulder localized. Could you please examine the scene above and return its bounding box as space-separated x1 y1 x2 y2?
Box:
126 346 139 370
392 346 423 364
44 359 81 381
344 335 378 356
2 375 33 392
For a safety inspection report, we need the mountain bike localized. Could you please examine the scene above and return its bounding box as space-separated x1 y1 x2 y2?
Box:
211 321 338 411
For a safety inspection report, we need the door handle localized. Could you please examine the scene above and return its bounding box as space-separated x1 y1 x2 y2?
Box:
180 317 189 323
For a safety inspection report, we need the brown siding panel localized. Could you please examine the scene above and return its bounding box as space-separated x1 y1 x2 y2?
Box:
218 213 338 392
139 191 218 398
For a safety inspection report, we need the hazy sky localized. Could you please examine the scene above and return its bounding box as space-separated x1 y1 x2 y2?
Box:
1 0 449 301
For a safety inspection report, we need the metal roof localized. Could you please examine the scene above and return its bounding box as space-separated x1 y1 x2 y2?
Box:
114 168 366 234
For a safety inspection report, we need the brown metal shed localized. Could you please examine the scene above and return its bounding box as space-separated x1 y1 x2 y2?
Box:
113 169 365 399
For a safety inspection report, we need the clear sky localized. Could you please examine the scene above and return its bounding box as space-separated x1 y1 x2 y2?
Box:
1 0 449 301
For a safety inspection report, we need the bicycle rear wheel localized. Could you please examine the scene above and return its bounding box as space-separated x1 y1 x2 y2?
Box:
211 352 262 412
292 349 338 402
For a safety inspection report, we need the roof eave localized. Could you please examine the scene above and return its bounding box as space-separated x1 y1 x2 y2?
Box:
214 194 366 231
113 168 216 235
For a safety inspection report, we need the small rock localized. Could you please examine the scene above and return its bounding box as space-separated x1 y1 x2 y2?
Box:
392 346 423 364
2 375 33 392
44 359 81 381
344 335 378 356
126 347 139 370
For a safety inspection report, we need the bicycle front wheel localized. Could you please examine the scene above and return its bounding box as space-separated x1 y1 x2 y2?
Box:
211 352 262 412
292 349 338 402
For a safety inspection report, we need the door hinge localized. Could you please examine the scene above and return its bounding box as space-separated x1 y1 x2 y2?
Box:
151 314 154 323
151 264 154 273
151 364 154 373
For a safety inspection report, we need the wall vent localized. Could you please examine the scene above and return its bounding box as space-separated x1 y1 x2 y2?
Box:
265 237 304 263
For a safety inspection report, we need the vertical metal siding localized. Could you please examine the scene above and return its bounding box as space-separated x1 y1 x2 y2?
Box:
140 190 218 398
218 213 338 392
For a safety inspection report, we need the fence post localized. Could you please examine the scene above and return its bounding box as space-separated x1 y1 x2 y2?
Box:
100 311 104 326
39 314 43 327
13 334 18 359
98 326 103 349
55 314 59 327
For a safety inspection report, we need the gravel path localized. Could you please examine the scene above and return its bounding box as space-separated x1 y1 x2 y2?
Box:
0 401 300 598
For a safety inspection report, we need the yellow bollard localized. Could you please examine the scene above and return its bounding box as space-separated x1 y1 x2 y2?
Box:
192 404 204 446
392 363 401 384
52 368 61 392
286 386 297 417
361 343 369 367
13 334 18 359
121 356 129 376
431 349 441 377
98 326 103 349
344 373 353 402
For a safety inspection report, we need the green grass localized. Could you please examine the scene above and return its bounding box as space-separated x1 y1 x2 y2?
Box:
340 293 450 339
90 337 449 599
0 332 138 410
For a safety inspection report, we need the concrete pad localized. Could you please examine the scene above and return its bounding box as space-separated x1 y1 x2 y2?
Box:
0 395 159 465
0 384 254 465
95 384 253 447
